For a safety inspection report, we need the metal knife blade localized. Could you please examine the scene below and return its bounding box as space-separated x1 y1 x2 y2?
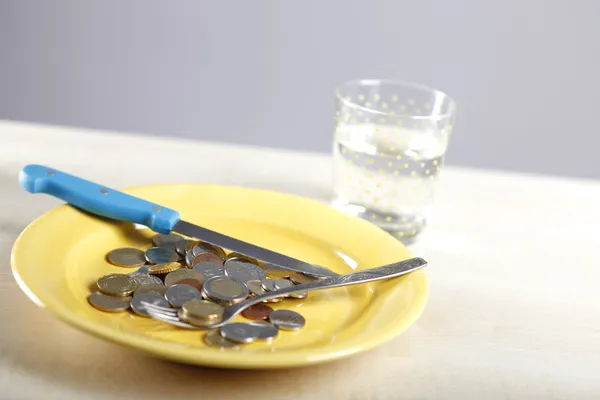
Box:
19 164 339 278
173 220 339 278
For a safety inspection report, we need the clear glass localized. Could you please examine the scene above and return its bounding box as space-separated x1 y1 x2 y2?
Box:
332 80 457 243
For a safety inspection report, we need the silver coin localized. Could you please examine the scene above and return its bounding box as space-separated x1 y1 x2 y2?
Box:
246 280 267 296
261 278 278 292
289 290 308 299
185 250 195 267
224 261 265 284
193 261 225 279
127 271 163 286
107 248 147 268
175 239 196 256
202 276 249 304
224 257 250 267
131 292 170 317
268 309 306 331
192 242 212 256
152 233 184 247
273 279 294 290
248 321 279 341
145 247 180 264
137 265 150 274
164 284 202 307
219 323 259 344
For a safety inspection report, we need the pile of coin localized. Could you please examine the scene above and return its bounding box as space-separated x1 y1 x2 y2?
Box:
88 233 311 348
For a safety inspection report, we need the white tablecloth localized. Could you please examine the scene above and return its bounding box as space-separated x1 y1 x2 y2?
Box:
1 121 599 399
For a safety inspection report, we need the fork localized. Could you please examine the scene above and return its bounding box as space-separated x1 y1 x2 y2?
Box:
142 257 426 329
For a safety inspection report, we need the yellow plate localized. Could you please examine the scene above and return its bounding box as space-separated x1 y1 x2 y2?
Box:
11 185 428 369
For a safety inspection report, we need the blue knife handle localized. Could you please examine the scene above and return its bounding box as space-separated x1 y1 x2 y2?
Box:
19 164 180 234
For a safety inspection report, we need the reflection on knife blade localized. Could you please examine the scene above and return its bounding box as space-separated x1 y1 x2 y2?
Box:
172 220 339 278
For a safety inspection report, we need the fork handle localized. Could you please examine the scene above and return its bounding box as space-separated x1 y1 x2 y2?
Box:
231 257 427 313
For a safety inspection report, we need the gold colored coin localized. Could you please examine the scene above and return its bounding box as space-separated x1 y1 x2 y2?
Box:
97 273 137 297
88 292 131 312
264 264 292 279
181 299 224 322
164 268 205 287
133 283 166 297
266 296 284 303
148 262 182 275
177 308 212 327
204 330 239 348
226 252 259 265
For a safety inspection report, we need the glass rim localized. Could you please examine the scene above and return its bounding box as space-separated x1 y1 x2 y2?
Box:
334 79 457 120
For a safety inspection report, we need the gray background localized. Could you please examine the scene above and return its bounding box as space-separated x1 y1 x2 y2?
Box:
1 0 599 179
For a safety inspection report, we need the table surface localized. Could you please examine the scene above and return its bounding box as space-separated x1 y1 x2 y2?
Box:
1 121 599 399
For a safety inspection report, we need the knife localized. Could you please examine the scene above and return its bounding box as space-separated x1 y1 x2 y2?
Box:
19 164 338 278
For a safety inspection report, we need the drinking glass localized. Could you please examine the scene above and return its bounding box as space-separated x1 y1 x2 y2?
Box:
332 80 457 243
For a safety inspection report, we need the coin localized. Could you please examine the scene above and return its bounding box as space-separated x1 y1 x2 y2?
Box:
133 283 166 297
204 330 239 349
241 304 273 320
289 273 315 285
269 309 306 331
192 252 223 266
152 233 184 248
261 278 278 292
107 248 147 268
181 299 224 322
164 268 205 287
128 271 163 286
137 265 150 274
88 292 131 312
165 284 202 307
191 242 212 256
289 290 308 299
263 264 292 279
145 247 180 264
224 260 265 284
273 279 294 290
220 323 259 343
148 262 182 275
266 297 284 303
176 308 213 327
246 280 267 296
183 240 196 251
175 239 196 256
176 278 204 291
226 252 259 265
131 292 170 317
185 250 195 267
97 273 137 296
248 321 279 341
193 261 225 279
200 242 227 259
202 277 248 305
